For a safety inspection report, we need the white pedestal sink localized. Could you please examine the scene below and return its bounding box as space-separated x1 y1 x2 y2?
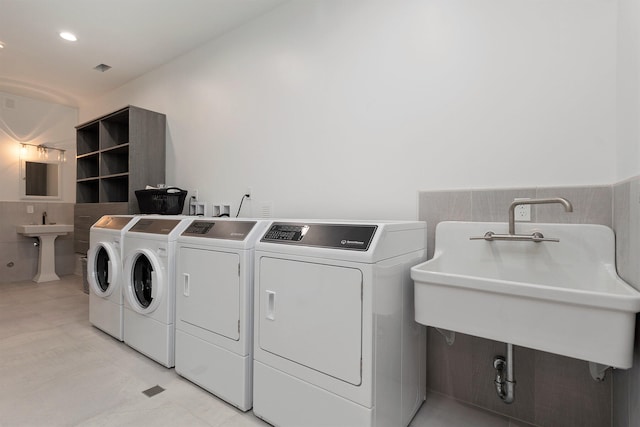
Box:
17 224 74 283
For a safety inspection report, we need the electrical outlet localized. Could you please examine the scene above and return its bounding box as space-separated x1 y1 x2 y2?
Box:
514 204 531 222
212 203 232 217
26 205 34 214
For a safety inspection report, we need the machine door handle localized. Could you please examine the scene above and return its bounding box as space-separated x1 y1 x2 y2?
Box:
183 273 190 296
107 259 114 284
266 290 276 320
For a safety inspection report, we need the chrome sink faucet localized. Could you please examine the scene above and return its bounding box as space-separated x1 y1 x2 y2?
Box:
508 198 573 234
42 211 47 225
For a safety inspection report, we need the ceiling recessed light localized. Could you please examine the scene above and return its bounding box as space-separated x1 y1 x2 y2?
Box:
59 32 77 42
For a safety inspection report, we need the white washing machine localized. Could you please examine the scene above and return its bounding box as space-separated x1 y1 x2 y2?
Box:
175 218 271 411
122 215 191 367
253 220 427 427
88 215 140 341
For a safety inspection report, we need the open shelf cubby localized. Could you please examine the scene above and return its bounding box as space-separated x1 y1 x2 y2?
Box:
100 109 129 150
100 175 129 203
76 179 99 203
76 122 99 155
101 144 129 176
77 153 99 180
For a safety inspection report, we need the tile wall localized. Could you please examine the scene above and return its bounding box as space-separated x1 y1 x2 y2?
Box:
0 202 75 283
418 184 628 427
612 178 640 427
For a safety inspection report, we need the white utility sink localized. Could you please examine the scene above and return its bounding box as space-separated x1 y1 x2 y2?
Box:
17 224 73 283
411 221 640 369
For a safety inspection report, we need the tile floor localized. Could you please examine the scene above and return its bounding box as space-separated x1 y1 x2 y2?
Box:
0 275 526 427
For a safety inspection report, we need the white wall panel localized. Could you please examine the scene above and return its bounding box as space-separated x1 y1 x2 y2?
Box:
0 91 77 202
80 1 617 220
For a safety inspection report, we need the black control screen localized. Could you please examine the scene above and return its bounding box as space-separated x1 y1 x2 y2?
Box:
261 223 377 250
185 221 214 235
262 224 309 241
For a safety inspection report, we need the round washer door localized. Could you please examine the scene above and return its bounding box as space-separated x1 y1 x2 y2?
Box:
124 249 164 314
87 242 120 297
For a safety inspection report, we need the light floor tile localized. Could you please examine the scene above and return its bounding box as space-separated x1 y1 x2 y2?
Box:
410 393 510 427
1 275 510 427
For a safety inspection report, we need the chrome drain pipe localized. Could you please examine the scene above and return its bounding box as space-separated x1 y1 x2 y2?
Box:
493 343 515 404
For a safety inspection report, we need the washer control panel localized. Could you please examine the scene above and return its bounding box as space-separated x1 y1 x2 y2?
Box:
94 216 131 230
261 222 377 251
129 219 182 235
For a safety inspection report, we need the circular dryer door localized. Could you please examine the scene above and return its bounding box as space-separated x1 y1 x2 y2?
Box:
88 243 120 297
124 249 164 314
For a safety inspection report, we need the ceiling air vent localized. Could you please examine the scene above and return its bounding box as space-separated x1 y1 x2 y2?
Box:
93 63 112 72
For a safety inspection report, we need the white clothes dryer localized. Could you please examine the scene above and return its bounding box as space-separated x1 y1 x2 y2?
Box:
88 215 140 341
253 220 427 427
175 218 271 411
122 216 191 367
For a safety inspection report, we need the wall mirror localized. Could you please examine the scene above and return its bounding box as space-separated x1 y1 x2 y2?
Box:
19 145 64 199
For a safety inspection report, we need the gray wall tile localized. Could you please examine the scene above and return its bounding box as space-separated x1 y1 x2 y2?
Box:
613 365 630 427
533 352 611 427
535 186 612 226
614 182 634 286
471 189 537 222
0 241 39 282
418 191 471 260
613 178 640 427
54 236 76 276
626 180 640 288
427 328 474 403
629 314 640 427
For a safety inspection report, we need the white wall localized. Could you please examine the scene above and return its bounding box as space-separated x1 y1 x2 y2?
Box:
0 91 77 202
617 0 640 180
80 0 617 220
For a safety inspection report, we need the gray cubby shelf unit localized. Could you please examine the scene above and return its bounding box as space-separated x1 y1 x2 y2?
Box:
74 106 166 254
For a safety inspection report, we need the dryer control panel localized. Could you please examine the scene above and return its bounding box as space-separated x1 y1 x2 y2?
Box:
182 220 257 241
261 222 377 251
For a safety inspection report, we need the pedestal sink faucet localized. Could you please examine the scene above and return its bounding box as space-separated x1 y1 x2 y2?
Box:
508 197 573 234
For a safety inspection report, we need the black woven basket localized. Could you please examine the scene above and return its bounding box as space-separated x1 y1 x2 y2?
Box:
135 187 187 215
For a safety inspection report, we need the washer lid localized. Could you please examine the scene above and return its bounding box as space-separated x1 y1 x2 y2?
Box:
93 215 133 230
129 218 182 235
